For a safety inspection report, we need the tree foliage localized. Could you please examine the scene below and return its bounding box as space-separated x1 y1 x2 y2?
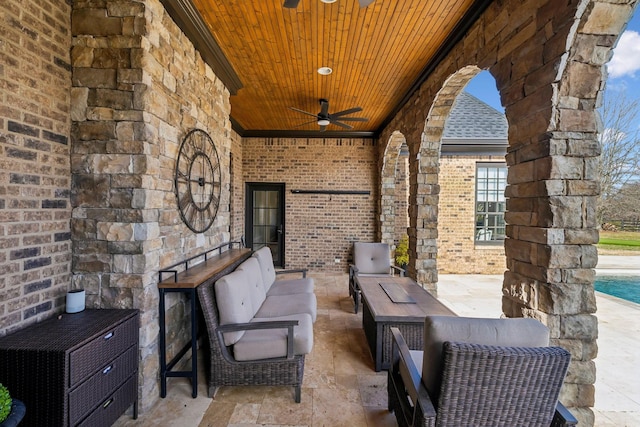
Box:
597 90 640 223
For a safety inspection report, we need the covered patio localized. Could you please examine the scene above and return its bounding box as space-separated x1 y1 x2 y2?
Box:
113 266 640 426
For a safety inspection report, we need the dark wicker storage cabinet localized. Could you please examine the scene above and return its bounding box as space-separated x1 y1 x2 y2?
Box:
0 309 139 427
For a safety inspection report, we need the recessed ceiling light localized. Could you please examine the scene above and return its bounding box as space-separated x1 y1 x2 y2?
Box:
320 0 337 3
317 67 333 75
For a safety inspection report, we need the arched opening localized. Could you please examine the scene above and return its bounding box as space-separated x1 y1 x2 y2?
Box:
380 131 409 262
437 70 507 276
435 70 507 317
412 65 482 292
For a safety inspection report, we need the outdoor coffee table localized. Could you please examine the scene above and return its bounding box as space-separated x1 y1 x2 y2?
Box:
356 275 456 371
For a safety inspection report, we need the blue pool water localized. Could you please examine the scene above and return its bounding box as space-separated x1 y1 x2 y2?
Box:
595 276 640 304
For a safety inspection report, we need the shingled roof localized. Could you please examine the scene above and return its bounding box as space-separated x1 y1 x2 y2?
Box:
441 91 508 155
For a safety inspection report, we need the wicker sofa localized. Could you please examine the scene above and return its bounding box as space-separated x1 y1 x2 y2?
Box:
197 247 316 402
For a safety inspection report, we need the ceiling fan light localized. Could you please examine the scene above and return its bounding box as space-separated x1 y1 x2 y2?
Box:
317 67 333 75
317 119 331 126
320 0 337 3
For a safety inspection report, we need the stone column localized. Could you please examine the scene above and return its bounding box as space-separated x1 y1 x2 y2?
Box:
71 0 232 411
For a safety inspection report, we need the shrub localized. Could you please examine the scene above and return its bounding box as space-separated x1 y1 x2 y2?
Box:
395 235 409 267
0 383 12 423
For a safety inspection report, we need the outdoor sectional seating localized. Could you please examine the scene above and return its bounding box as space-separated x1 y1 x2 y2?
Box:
197 247 316 402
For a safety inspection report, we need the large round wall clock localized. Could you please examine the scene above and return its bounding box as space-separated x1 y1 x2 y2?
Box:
174 128 221 233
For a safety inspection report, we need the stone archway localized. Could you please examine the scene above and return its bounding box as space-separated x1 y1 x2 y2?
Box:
411 65 482 292
380 131 408 249
374 2 639 424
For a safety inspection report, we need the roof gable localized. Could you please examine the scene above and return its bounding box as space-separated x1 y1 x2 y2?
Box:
443 92 507 141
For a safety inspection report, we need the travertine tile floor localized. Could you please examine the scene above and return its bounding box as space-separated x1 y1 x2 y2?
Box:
115 273 397 427
116 257 640 426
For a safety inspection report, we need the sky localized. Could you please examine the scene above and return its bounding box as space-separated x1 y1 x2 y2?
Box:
465 11 640 113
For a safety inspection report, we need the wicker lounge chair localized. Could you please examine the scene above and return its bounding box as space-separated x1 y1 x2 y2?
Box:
387 316 577 427
349 242 405 313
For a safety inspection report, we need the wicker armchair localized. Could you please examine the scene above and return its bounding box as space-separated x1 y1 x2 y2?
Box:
349 242 405 313
388 316 577 427
197 276 306 403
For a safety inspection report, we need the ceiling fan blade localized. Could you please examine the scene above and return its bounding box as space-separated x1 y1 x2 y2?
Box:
332 121 353 129
319 99 329 116
359 0 376 7
292 119 319 128
335 117 368 122
289 107 318 118
331 106 363 117
283 0 300 8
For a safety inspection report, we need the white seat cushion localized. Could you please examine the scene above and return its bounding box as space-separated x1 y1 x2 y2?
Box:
233 313 314 361
267 277 314 296
256 292 317 322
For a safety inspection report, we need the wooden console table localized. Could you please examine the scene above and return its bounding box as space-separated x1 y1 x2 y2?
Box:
158 242 251 398
357 276 456 371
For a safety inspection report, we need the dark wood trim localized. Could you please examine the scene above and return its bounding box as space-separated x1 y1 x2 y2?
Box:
161 0 243 95
376 0 494 136
291 189 371 195
236 128 376 139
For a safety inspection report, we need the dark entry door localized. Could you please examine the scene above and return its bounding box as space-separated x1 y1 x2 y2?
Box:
245 183 285 267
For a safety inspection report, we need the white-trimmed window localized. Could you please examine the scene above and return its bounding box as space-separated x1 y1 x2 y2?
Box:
475 163 506 243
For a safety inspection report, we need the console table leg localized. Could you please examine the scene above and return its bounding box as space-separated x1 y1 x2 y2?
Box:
190 288 198 398
159 288 167 398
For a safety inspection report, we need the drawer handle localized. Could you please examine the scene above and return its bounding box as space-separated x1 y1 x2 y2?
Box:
103 398 114 409
104 332 114 340
102 365 113 375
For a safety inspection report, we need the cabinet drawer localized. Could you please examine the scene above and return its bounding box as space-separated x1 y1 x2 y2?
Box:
68 345 137 426
77 374 137 427
69 315 138 388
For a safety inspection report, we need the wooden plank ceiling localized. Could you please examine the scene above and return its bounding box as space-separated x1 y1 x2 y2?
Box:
190 0 479 135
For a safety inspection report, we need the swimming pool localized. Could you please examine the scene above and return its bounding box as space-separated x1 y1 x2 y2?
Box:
595 275 640 304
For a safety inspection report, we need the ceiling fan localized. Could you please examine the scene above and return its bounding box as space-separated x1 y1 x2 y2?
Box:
289 99 368 131
284 0 376 8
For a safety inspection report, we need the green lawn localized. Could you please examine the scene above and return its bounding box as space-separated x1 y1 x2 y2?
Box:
598 231 640 252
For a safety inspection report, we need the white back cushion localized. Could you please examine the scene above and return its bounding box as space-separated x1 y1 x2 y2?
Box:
422 316 550 402
214 269 255 346
252 246 277 291
236 257 267 312
353 242 391 274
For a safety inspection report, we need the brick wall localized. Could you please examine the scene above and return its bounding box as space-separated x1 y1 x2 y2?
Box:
242 137 378 272
437 156 506 274
0 0 72 335
230 130 244 242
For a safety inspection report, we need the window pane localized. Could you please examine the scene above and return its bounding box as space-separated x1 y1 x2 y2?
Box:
475 163 507 243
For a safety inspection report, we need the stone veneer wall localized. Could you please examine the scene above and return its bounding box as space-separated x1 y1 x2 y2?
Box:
393 151 409 245
0 1 72 334
437 156 506 274
70 0 232 410
376 1 639 423
242 137 377 272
